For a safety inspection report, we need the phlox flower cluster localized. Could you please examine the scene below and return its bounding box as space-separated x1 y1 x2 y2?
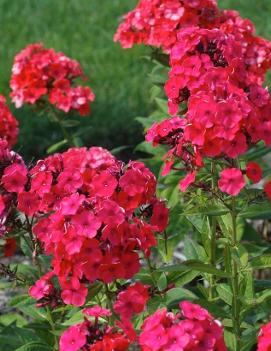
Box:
23 147 168 306
118 0 271 197
114 0 219 52
115 0 271 79
0 95 19 148
60 306 130 351
139 301 227 351
257 321 271 351
10 43 95 115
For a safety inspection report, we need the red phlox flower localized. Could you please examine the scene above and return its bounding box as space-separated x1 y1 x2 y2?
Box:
2 163 28 193
218 168 246 196
114 282 149 321
246 162 263 184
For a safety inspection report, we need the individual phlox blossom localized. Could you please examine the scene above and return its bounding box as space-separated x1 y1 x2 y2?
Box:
0 95 19 147
60 314 131 351
246 162 263 184
10 43 95 115
26 147 168 306
257 321 271 351
29 272 55 301
218 168 245 196
60 323 88 351
114 282 149 321
2 163 28 193
139 301 227 351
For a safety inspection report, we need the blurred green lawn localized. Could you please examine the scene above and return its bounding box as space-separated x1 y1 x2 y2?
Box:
0 0 270 160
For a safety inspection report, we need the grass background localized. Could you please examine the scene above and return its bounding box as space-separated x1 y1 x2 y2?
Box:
0 0 270 161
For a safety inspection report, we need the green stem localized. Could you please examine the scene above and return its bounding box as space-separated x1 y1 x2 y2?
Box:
231 200 241 351
209 161 217 300
104 284 115 324
46 306 58 350
146 257 157 285
209 216 216 300
49 107 76 147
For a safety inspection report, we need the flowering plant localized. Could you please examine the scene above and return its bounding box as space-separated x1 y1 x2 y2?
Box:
1 1 271 351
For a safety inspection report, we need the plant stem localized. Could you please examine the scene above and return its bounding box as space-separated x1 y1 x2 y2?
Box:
49 107 77 147
209 161 217 300
209 216 216 300
104 284 116 324
231 199 241 351
46 306 58 350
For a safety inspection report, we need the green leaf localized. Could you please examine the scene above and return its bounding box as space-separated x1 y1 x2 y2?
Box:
166 288 197 307
250 254 271 269
154 97 168 114
9 295 33 308
46 139 67 154
0 313 27 327
110 145 130 156
14 342 51 351
61 119 80 128
62 309 84 326
240 334 257 351
240 203 271 219
243 142 271 162
169 270 199 286
216 284 232 305
224 330 236 351
184 205 229 216
183 260 231 278
158 264 189 273
183 238 207 261
157 273 167 291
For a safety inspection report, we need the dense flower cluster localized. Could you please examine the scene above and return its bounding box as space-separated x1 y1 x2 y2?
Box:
115 0 271 75
0 95 19 147
114 0 219 52
139 301 227 351
60 307 130 351
117 0 271 196
10 43 95 115
23 147 168 306
257 321 271 351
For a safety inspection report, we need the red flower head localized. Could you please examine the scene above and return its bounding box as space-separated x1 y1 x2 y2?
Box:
10 43 95 116
26 147 167 306
139 301 226 351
